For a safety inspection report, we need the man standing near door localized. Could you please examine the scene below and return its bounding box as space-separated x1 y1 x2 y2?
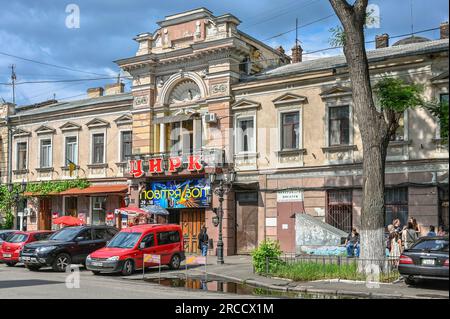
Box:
198 225 209 256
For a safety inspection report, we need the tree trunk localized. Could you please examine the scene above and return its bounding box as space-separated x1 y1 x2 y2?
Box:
329 0 389 271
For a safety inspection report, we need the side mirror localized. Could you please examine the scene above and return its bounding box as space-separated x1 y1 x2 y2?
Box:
75 236 84 242
139 242 146 249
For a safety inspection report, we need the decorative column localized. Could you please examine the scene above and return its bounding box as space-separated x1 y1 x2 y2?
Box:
159 123 166 153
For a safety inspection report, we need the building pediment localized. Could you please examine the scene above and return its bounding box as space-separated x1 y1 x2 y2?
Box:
59 122 82 132
12 128 31 138
272 93 308 106
231 99 261 111
320 85 352 99
114 114 133 126
35 125 56 135
86 118 110 129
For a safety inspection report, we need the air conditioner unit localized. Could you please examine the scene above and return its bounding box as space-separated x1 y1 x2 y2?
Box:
204 112 218 124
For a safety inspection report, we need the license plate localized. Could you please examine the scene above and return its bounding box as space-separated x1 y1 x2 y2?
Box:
421 258 435 266
91 262 103 267
3 253 11 258
21 256 31 261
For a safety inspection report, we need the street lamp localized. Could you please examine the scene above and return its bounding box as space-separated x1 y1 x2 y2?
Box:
209 170 235 265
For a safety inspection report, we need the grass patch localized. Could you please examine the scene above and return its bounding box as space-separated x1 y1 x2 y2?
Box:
269 261 399 283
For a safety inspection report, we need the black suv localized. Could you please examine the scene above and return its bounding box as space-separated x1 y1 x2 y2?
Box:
20 225 118 272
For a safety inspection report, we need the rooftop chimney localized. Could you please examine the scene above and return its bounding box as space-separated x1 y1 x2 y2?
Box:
375 33 389 48
104 82 125 96
87 87 104 99
440 21 449 39
291 43 303 63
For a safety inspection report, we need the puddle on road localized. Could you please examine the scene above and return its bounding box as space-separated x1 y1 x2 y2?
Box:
144 276 358 299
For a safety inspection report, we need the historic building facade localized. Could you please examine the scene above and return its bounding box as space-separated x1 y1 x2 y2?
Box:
1 8 448 255
0 84 133 230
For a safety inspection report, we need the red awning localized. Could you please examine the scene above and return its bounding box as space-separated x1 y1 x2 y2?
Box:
115 207 149 216
52 216 85 226
59 185 128 196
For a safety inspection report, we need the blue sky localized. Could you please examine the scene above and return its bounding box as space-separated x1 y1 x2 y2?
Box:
0 0 448 106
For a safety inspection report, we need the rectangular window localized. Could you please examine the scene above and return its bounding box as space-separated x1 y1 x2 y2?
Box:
40 139 52 168
385 187 408 227
236 117 255 153
157 231 180 245
120 131 132 162
92 133 105 164
326 190 353 233
65 136 78 165
281 112 300 150
329 106 350 146
91 196 106 225
16 142 27 170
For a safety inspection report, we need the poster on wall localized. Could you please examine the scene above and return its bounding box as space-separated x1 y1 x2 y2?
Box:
140 179 210 209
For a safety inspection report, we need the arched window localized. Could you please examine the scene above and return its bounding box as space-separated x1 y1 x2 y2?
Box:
168 80 201 104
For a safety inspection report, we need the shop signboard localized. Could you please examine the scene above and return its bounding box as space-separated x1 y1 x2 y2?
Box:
140 178 210 209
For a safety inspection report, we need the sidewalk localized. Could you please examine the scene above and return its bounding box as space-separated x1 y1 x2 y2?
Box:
136 255 449 299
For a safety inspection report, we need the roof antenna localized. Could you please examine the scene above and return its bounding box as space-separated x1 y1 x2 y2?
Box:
295 17 299 47
10 64 16 105
410 0 414 36
117 72 121 84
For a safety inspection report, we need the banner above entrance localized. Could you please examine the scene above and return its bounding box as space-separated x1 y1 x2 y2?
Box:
140 179 210 209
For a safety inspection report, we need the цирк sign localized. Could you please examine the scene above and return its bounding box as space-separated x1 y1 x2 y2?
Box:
129 155 204 178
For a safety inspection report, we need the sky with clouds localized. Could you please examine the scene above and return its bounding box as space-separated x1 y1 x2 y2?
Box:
0 0 448 106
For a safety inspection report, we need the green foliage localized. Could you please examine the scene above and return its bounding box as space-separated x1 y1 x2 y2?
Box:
329 26 346 47
270 261 399 283
25 179 90 196
373 77 424 112
251 239 283 274
426 98 449 144
0 179 89 229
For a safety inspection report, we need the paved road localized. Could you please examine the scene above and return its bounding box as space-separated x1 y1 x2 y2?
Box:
0 263 257 299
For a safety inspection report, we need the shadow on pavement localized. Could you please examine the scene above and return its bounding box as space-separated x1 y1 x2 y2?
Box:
406 279 449 292
0 279 63 289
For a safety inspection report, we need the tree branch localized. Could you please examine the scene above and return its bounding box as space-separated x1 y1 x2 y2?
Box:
354 0 369 17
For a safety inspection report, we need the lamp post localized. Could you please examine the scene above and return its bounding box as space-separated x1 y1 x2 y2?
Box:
209 170 236 265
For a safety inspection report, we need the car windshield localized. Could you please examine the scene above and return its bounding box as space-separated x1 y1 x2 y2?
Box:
6 233 28 243
49 227 82 241
107 232 142 249
411 239 449 252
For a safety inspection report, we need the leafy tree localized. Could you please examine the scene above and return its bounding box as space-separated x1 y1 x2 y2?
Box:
328 0 428 271
425 97 449 144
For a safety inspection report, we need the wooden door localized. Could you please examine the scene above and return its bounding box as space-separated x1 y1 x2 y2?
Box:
180 209 204 254
38 198 52 230
236 199 258 254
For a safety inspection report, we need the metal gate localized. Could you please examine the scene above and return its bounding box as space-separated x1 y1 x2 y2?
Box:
326 190 352 234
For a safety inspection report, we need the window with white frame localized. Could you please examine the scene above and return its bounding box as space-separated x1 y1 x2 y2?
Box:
92 133 105 164
16 142 27 170
120 131 132 161
281 111 300 150
390 112 406 142
236 117 255 153
329 105 350 146
39 139 52 168
65 136 78 165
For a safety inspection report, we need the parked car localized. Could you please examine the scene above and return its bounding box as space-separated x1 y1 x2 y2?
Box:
20 225 118 272
0 231 54 266
0 230 15 244
86 224 185 276
398 236 449 285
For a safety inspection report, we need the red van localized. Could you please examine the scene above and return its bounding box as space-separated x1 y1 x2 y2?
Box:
0 231 54 266
86 224 185 276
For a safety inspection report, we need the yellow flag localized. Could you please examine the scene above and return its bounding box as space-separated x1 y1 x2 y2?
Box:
68 160 76 177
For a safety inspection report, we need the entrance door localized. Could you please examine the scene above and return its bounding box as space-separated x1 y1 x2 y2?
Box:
277 202 303 253
236 192 259 254
38 198 52 230
180 209 204 254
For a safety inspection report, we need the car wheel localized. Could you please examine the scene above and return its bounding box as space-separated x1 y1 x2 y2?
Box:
5 262 17 267
92 271 101 276
52 253 71 272
26 264 41 271
404 276 417 286
121 259 134 276
169 254 181 270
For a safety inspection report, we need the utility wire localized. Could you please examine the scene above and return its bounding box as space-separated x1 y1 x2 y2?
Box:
0 50 111 77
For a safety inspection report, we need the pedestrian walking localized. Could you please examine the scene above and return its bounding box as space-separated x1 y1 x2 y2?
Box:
198 226 209 257
345 227 360 258
402 222 418 250
427 225 437 237
386 224 395 256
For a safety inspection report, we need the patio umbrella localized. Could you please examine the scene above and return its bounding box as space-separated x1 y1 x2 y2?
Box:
52 216 85 226
141 205 170 215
